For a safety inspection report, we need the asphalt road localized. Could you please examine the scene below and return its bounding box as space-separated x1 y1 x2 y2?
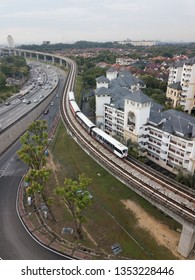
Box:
0 66 69 260
0 156 66 259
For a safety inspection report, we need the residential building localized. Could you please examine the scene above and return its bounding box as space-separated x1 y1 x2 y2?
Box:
166 57 195 114
140 109 195 174
118 39 156 46
116 57 137 66
95 71 195 175
95 69 145 128
7 35 15 48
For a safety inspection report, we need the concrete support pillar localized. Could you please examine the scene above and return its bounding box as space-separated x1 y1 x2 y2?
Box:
24 52 26 59
36 54 39 60
60 59 63 66
30 53 32 59
44 55 46 62
52 56 55 64
178 223 195 257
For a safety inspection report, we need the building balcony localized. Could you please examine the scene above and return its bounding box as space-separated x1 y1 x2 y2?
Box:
170 141 186 149
148 131 162 139
169 149 184 158
148 138 161 147
116 114 124 119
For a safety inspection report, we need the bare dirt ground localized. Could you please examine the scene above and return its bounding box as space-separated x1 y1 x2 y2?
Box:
121 199 184 259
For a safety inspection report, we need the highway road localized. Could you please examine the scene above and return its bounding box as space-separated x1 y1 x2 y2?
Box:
0 62 59 130
0 64 70 260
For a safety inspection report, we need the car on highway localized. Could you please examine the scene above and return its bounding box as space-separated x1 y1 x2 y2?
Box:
44 108 49 114
5 102 11 106
26 100 31 104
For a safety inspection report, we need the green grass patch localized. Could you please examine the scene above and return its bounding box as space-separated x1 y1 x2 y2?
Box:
47 121 180 259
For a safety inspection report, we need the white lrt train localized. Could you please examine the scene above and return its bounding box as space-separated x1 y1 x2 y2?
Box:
68 91 128 158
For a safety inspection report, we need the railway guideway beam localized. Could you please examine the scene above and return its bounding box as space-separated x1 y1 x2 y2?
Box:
178 223 195 257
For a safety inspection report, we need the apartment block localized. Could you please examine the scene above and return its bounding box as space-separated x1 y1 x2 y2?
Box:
95 69 195 175
166 57 195 114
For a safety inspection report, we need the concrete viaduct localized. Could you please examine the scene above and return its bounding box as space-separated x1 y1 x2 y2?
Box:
1 47 195 258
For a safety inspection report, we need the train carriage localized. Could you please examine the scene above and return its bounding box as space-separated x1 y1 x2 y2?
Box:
68 91 128 158
76 111 96 133
69 100 81 116
68 91 75 101
91 127 128 158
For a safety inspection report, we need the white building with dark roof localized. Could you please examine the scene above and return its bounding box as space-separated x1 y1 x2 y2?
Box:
166 57 195 114
96 76 109 88
140 109 195 174
95 70 195 174
106 67 118 80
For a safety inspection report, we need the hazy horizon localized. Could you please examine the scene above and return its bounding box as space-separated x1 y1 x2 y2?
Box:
0 0 194 45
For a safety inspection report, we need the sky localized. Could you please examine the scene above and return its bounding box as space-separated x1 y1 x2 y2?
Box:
0 0 195 45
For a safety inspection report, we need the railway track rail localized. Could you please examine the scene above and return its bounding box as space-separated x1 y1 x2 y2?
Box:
60 58 195 226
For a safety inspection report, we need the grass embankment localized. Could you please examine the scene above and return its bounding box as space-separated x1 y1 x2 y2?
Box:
47 121 181 259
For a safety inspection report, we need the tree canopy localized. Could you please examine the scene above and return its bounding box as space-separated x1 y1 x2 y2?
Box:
17 120 48 170
55 174 93 239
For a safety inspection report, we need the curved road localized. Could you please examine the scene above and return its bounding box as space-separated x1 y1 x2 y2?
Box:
0 152 65 259
0 66 69 260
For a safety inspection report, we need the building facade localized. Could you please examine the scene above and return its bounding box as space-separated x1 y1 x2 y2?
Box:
7 35 15 48
95 69 195 175
166 57 195 114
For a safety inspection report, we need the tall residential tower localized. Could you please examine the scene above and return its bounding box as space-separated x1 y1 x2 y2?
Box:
7 35 15 48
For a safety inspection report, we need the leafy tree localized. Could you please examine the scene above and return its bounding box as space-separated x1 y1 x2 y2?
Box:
175 105 184 112
0 73 6 90
25 168 51 196
25 168 55 220
176 169 195 189
55 174 93 239
0 55 29 78
17 120 48 170
18 120 55 218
